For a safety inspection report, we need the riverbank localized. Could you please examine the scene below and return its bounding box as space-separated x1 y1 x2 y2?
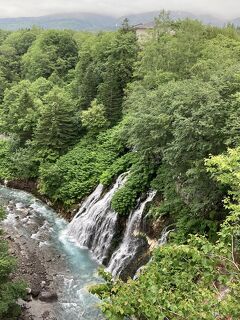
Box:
0 186 103 320
3 201 59 320
3 179 73 220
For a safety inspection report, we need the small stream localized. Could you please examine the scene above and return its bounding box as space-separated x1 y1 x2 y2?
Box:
0 185 104 320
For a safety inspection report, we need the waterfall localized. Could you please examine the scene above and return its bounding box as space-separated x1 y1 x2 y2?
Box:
74 184 104 220
158 226 174 246
67 173 128 264
107 190 156 278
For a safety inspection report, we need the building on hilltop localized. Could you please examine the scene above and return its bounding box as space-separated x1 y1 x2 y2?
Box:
134 22 154 42
134 22 176 43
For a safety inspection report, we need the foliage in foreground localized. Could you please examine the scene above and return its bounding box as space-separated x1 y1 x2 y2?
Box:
94 231 240 319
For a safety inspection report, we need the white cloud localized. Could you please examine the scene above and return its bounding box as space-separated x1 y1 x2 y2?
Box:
0 0 239 19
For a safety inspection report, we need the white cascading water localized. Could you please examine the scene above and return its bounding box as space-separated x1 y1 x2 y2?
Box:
67 173 128 264
74 184 104 220
158 226 174 245
107 190 157 278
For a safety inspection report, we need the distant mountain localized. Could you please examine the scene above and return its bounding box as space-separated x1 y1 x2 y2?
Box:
0 13 118 31
0 11 236 31
120 11 226 27
231 18 240 27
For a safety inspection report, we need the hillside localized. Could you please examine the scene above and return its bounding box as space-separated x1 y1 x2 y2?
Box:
232 17 240 26
0 11 233 30
123 10 225 27
0 12 117 31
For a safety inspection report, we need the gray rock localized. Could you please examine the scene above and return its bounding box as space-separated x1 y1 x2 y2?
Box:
31 288 41 298
39 291 58 302
26 287 32 294
23 294 32 302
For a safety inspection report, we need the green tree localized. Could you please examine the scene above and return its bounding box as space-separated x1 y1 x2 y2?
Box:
81 99 109 134
97 28 138 124
0 29 39 102
72 29 138 124
0 80 39 144
123 79 233 217
3 28 39 56
22 30 78 80
33 86 80 157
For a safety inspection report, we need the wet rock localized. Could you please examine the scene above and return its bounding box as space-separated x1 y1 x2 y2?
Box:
23 294 32 302
20 250 25 256
42 311 50 319
17 298 28 309
31 288 41 298
22 211 31 218
5 235 13 240
9 248 15 255
118 236 150 281
39 291 58 302
26 287 32 294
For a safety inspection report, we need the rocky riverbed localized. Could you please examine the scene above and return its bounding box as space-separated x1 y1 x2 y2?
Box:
0 186 104 320
3 203 60 320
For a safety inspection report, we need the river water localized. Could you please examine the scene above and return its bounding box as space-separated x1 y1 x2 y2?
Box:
0 185 104 320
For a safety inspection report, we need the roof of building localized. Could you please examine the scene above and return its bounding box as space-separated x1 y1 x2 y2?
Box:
134 22 154 30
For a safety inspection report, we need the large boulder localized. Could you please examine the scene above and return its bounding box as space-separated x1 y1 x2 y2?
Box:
39 291 58 302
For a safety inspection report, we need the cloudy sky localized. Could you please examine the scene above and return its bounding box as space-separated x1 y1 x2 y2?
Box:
0 0 239 19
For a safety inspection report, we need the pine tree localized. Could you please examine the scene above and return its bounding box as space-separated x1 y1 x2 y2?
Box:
97 65 123 125
34 86 79 156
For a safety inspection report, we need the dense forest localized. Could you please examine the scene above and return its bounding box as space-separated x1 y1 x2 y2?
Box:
0 12 240 319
